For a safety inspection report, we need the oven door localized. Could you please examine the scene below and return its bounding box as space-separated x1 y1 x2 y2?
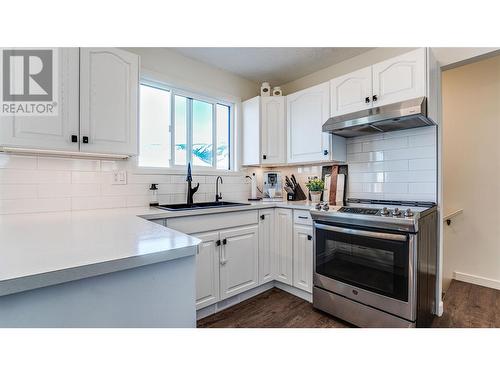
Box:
313 222 416 321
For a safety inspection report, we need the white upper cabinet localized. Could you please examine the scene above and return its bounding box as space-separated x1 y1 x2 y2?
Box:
79 48 139 155
241 95 286 166
330 66 373 117
0 48 80 151
193 231 220 310
286 82 332 163
219 225 259 300
241 96 260 166
261 96 286 164
372 48 426 107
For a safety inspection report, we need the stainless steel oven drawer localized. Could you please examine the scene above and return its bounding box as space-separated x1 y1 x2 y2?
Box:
313 287 415 328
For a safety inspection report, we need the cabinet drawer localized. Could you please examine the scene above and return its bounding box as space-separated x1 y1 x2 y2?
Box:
167 210 258 234
293 209 312 226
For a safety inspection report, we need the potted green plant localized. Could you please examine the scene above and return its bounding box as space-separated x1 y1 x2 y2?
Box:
305 178 325 203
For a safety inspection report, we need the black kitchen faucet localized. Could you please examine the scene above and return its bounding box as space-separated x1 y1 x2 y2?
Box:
186 162 199 205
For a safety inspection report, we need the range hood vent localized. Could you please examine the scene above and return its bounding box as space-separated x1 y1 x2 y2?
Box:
323 97 435 138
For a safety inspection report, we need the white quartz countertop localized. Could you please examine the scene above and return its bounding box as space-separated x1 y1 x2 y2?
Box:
0 199 319 297
0 208 201 297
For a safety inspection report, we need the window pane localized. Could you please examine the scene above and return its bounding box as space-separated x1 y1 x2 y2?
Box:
174 95 187 166
192 99 213 167
216 104 230 170
138 85 171 168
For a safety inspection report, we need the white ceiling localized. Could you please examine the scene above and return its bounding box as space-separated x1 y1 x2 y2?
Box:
172 47 373 86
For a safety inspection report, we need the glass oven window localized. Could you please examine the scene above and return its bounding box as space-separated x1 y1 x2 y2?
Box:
315 224 409 301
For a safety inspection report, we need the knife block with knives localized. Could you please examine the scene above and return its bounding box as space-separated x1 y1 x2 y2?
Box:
284 174 307 201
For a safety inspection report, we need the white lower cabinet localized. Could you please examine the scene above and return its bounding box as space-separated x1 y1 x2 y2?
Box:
274 208 293 285
258 209 275 284
193 231 220 310
219 225 259 300
293 224 313 293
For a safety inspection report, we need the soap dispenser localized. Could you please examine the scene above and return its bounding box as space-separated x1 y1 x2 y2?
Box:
149 184 159 206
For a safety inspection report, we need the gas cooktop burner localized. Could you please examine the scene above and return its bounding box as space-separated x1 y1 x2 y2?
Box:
338 207 380 215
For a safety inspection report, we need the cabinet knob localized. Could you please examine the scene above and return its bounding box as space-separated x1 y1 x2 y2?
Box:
71 135 78 143
260 214 265 220
307 235 312 241
365 97 370 103
323 149 329 156
222 238 227 245
262 154 267 160
372 95 378 102
82 136 89 144
216 239 221 247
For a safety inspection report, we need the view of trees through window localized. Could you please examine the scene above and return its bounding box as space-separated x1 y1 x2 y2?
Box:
139 83 231 170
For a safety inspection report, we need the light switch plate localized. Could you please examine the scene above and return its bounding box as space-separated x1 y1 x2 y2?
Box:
112 170 127 185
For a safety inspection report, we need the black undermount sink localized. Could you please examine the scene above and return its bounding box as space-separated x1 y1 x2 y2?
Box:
157 201 250 211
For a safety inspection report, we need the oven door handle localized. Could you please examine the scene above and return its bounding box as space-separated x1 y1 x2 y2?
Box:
314 223 407 242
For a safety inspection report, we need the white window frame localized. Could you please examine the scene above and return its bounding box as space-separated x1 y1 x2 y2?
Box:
136 78 236 174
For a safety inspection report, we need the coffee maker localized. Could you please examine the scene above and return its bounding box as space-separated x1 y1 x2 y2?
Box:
263 171 283 201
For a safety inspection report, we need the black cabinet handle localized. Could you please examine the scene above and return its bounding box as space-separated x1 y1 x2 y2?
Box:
298 216 308 219
222 238 227 245
372 95 378 102
216 240 221 247
262 154 267 160
365 97 370 103
260 214 265 220
71 135 78 143
82 136 89 144
307 235 312 241
323 150 329 156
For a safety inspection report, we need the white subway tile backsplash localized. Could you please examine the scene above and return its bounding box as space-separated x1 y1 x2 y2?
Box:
71 171 103 184
0 154 37 169
346 127 437 202
409 158 436 170
37 157 101 171
0 152 251 214
0 169 71 184
0 184 38 199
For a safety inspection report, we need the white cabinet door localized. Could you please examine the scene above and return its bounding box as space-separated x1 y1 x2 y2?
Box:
274 208 293 285
258 209 275 284
372 48 426 107
293 224 313 293
330 66 373 116
219 225 259 299
287 82 331 163
79 48 139 155
261 96 285 164
241 96 260 166
0 48 79 151
193 231 220 310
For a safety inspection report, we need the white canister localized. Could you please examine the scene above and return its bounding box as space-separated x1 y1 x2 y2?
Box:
261 82 271 96
272 86 283 96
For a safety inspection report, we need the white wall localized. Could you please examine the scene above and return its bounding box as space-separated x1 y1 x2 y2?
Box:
125 48 259 101
441 54 500 291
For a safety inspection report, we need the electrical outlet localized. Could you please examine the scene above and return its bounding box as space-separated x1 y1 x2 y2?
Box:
112 170 127 185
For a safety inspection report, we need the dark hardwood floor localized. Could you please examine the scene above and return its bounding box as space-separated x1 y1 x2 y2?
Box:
432 280 500 328
198 288 353 328
198 280 500 328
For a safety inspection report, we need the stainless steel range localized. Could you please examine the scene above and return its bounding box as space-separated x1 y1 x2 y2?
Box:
310 199 437 328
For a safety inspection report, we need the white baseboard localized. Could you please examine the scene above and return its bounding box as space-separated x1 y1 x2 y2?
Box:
453 271 500 291
437 300 444 316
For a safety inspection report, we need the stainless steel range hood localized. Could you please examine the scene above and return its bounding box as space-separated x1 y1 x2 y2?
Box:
323 97 435 138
